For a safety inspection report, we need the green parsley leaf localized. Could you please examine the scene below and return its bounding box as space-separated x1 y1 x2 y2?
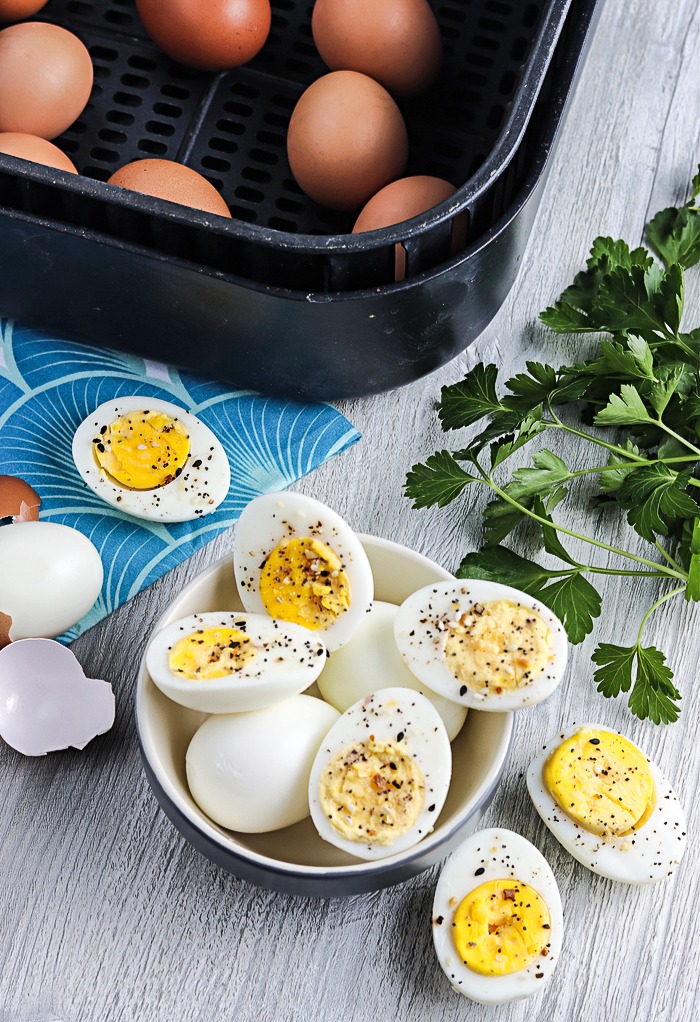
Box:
594 383 653 426
504 450 571 503
598 439 644 495
405 451 478 509
504 362 558 404
535 572 602 644
685 518 700 602
438 364 503 430
628 646 680 724
532 496 580 565
592 643 636 697
457 545 558 592
617 464 700 540
647 203 700 270
482 493 531 546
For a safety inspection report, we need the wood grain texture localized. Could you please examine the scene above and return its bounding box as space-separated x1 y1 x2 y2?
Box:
2 0 700 1019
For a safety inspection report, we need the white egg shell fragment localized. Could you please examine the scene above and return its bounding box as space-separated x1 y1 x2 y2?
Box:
308 686 451 860
527 723 687 883
317 600 467 741
145 611 327 713
72 397 230 522
232 491 373 652
0 521 103 641
186 695 340 833
433 828 563 1005
394 580 568 711
0 639 115 756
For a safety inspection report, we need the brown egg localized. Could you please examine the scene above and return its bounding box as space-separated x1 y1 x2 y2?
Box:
287 71 408 211
0 132 78 173
107 159 232 218
0 23 93 139
0 474 41 523
312 0 442 97
135 0 271 71
353 176 465 280
0 0 49 22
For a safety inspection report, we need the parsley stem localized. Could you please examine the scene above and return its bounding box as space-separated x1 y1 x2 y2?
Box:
484 475 688 580
654 539 685 574
655 420 700 456
636 586 686 645
585 567 672 578
544 421 647 462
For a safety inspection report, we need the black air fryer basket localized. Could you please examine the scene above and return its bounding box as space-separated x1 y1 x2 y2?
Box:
0 0 600 399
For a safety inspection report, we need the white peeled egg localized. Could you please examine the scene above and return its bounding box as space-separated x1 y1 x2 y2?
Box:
527 723 687 883
186 694 340 833
145 611 327 713
317 600 467 740
72 397 230 522
0 521 103 641
394 580 568 710
233 491 373 651
308 686 451 860
432 828 563 1005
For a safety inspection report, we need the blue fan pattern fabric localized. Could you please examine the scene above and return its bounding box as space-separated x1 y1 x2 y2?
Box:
0 320 360 642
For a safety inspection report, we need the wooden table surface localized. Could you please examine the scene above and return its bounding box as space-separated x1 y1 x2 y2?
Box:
2 1 699 1019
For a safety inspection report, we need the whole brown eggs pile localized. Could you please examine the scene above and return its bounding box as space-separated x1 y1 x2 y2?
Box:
0 1 462 273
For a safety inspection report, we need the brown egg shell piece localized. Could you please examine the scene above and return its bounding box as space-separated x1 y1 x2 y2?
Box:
0 474 41 521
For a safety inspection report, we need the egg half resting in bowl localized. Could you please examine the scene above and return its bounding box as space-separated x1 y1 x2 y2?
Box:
233 491 373 651
432 828 563 1005
145 611 327 713
72 397 230 522
308 687 452 860
527 723 687 883
394 580 568 710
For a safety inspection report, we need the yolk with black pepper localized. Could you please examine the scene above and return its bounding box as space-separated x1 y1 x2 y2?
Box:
259 536 350 630
543 728 655 836
319 738 424 846
168 626 257 680
453 879 551 976
93 409 190 490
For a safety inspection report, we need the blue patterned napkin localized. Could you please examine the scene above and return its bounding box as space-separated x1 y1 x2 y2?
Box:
0 320 360 642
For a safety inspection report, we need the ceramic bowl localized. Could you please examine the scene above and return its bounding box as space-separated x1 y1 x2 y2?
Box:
135 535 513 897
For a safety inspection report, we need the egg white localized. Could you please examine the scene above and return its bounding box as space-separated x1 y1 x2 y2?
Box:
394 580 568 711
186 695 341 833
432 827 563 1005
308 686 451 860
145 611 327 713
232 491 373 651
317 600 467 740
527 723 687 884
72 397 230 522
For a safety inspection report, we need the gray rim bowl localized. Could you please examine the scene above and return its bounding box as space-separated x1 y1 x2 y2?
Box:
135 535 514 898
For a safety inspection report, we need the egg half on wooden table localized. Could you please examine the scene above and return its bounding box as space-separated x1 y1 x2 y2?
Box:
527 723 687 883
432 828 563 1004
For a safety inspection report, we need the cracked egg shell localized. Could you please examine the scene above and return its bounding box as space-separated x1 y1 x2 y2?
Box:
432 828 563 1005
0 521 103 644
0 473 41 524
0 638 114 756
394 580 568 711
72 397 230 522
308 686 451 860
145 611 327 713
233 491 373 652
527 723 687 883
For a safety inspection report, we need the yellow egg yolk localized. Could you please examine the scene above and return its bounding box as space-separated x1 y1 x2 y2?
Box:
259 536 350 630
543 728 655 836
93 409 190 490
445 599 552 694
319 738 425 846
168 627 257 680
453 879 552 976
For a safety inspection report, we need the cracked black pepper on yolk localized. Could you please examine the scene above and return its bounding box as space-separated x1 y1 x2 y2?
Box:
93 409 190 490
258 535 351 629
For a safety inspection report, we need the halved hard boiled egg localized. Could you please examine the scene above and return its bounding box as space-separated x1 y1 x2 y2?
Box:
145 611 327 713
72 397 230 522
317 600 467 741
233 491 373 651
527 723 687 883
308 686 451 860
394 580 568 710
432 828 563 1004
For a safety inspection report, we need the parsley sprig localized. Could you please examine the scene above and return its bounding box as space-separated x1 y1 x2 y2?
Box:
406 167 700 724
